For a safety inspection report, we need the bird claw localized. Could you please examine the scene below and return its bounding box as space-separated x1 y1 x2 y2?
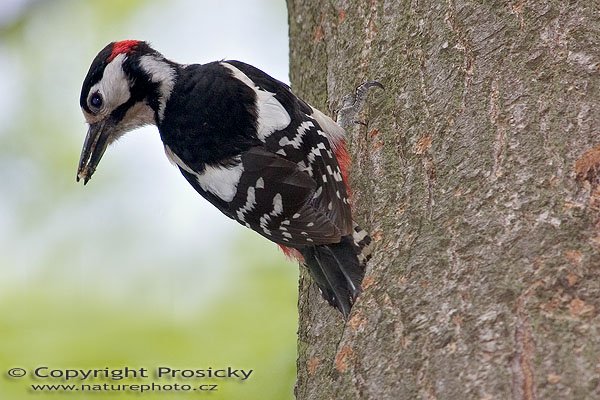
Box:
336 80 384 129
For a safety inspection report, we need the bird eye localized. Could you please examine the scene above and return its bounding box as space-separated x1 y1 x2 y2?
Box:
89 92 103 110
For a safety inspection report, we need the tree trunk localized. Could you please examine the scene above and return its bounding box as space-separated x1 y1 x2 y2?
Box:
287 1 600 399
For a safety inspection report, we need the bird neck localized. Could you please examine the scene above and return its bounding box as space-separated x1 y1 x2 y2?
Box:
137 54 179 123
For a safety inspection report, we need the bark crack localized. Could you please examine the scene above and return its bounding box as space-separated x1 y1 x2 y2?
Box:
512 281 541 400
445 0 475 111
489 77 507 179
358 0 379 76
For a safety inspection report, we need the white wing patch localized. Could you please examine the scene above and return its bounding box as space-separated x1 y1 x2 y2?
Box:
221 62 291 141
256 91 292 140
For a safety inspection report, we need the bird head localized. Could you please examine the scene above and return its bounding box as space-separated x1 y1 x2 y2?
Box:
77 40 175 184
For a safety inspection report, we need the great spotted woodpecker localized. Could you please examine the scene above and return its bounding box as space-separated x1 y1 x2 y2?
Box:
77 40 378 318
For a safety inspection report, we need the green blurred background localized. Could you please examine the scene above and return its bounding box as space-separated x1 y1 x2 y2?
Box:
0 1 298 399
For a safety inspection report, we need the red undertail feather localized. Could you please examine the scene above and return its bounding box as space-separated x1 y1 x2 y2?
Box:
109 40 141 61
278 245 304 262
333 140 352 199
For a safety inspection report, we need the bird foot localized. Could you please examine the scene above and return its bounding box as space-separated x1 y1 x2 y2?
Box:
336 80 384 129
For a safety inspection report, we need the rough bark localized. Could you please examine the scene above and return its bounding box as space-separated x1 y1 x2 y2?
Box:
287 1 600 399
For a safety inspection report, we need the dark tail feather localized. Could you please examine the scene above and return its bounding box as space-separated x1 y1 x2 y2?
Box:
351 221 373 265
301 224 372 318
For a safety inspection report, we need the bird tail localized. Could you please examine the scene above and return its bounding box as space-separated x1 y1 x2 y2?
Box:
300 222 372 318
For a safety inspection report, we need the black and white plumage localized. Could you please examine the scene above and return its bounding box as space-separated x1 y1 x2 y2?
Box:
78 40 374 318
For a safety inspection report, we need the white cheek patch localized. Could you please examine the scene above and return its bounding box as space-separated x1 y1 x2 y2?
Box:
88 53 131 118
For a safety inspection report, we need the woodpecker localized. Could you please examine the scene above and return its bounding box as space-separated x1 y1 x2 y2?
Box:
77 40 378 318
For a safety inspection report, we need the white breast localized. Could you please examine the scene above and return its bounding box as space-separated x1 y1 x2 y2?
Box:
164 145 243 202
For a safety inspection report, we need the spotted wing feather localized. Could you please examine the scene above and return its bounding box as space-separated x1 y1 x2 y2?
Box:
223 61 353 236
267 118 352 236
228 147 341 246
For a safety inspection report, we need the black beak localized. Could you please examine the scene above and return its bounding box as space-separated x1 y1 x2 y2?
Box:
77 120 113 185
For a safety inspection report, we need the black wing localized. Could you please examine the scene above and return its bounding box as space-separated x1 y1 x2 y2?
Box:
224 61 353 236
227 147 341 246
